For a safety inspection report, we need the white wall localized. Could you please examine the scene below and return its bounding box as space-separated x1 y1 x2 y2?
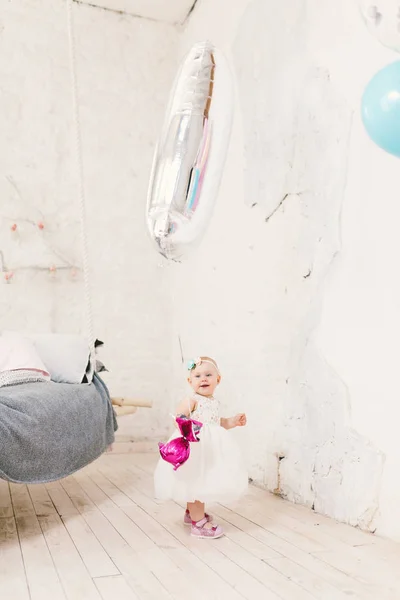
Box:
0 0 178 439
174 0 400 541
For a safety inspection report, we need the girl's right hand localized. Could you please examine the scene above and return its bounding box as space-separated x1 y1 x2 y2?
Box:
234 413 247 427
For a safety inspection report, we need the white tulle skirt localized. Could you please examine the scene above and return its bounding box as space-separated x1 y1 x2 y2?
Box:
154 424 248 504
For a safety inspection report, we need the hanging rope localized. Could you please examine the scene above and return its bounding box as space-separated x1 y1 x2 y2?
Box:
66 0 96 375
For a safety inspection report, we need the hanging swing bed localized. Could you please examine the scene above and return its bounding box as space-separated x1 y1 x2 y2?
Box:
0 0 136 484
0 333 117 484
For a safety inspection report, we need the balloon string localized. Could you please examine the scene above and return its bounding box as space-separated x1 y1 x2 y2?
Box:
172 264 184 363
160 260 185 365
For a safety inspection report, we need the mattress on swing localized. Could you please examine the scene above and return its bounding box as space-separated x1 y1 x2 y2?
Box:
0 374 117 484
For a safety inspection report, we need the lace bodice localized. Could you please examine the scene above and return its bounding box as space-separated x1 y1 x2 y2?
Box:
191 394 220 426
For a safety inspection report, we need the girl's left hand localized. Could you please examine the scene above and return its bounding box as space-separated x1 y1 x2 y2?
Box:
234 413 247 427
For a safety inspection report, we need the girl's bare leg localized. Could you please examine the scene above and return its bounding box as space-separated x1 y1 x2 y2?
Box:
187 500 205 522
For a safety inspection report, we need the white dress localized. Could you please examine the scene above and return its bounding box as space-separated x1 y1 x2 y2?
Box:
154 394 248 503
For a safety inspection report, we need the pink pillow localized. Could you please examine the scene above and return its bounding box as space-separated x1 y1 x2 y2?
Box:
0 332 50 378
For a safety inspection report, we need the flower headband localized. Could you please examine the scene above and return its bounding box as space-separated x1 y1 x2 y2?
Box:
187 357 220 375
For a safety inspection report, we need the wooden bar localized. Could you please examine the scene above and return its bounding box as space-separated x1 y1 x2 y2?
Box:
111 397 152 408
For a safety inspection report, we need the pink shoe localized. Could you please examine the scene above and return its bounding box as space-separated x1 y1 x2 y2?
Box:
191 517 224 539
184 509 212 526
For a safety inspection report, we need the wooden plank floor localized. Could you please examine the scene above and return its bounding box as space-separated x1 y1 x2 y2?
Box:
1 453 399 600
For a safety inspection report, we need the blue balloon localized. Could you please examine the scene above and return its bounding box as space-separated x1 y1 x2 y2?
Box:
361 61 400 158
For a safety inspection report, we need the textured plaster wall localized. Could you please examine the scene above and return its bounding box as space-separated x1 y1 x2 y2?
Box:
0 0 178 439
173 0 399 541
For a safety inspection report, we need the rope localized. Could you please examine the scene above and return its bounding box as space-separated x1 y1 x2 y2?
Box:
66 0 96 374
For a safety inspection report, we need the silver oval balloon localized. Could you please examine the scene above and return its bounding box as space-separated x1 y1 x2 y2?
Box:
146 41 234 261
359 0 400 53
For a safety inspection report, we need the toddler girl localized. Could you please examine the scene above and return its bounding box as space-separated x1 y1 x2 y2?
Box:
154 356 248 539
